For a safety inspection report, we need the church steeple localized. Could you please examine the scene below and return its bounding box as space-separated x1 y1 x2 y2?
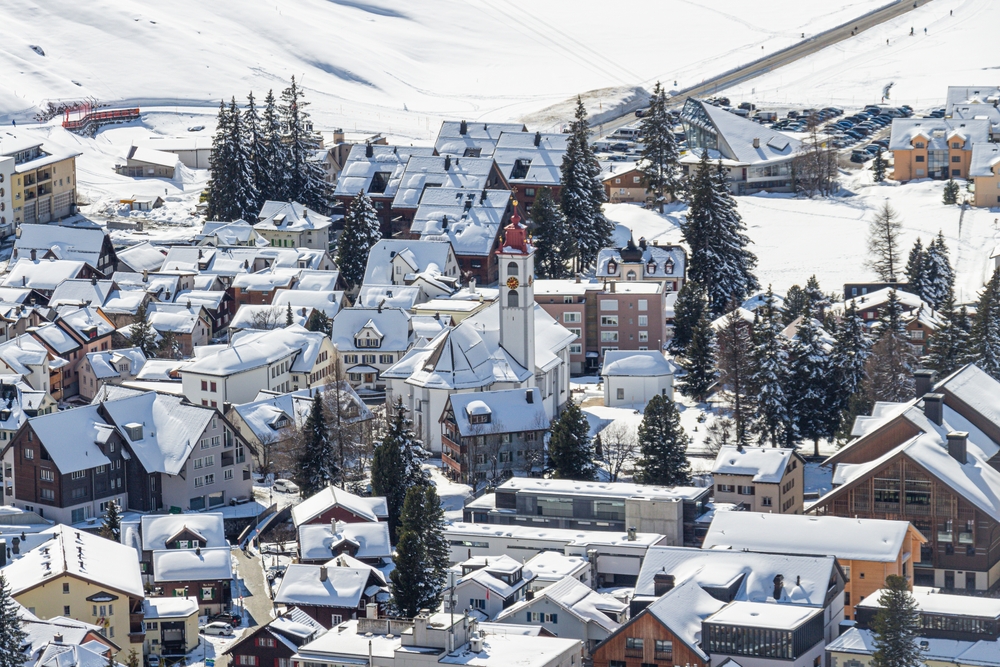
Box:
497 203 535 380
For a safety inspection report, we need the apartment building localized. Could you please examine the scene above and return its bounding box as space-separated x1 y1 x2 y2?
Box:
0 133 80 234
711 445 806 514
889 118 989 181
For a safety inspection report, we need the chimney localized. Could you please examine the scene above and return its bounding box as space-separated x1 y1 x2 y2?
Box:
923 393 944 426
53 633 63 644
444 155 451 171
196 546 201 556
773 574 784 600
534 131 541 147
30 249 36 261
91 275 98 286
459 120 468 135
627 526 637 541
610 281 616 293
575 273 581 284
525 589 534 601
365 143 373 158
470 632 483 653
753 137 760 148
366 602 379 619
947 431 968 464
320 566 328 582
142 270 149 283
653 571 675 596
525 389 533 404
639 237 647 250
914 369 934 398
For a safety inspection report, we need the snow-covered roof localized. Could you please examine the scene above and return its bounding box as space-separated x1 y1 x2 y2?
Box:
230 304 312 330
291 485 388 526
596 243 685 280
275 564 369 608
152 546 233 582
2 525 143 598
294 270 341 292
711 445 794 484
829 626 1000 667
48 280 114 308
198 220 262 246
331 307 412 352
127 145 180 169
522 552 588 582
298 522 392 561
143 596 199 619
115 242 167 273
58 307 115 340
33 641 120 667
255 201 332 233
235 385 371 444
140 513 227 551
183 325 325 376
334 144 436 199
971 142 1000 178
273 289 343 319
645 578 727 660
497 575 623 633
493 132 568 186
33 322 79 354
393 156 497 208
857 585 1000 619
447 388 547 436
682 99 801 165
26 405 112 474
435 121 527 158
86 348 146 379
946 86 1000 114
411 188 509 257
601 350 678 377
231 270 296 292
445 521 667 548
363 239 457 286
2 258 87 291
702 512 918 562
707 600 822 630
497 478 707 501
0 334 50 375
888 118 990 151
14 225 108 266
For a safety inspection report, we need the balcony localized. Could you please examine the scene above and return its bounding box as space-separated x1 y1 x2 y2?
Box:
938 531 953 543
625 648 644 658
959 532 974 544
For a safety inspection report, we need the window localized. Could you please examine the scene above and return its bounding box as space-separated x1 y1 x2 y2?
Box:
601 299 618 311
238 657 257 666
617 388 625 400
210 381 217 392
951 156 961 163
507 262 519 277
761 496 773 507
63 583 70 594
563 312 581 323
24 448 33 460
626 270 637 281
204 474 215 485
655 640 673 660
639 331 648 342
638 315 648 326
194 477 203 488
201 380 207 391
257 638 276 648
41 488 55 500
915 142 925 148
716 483 735 493
601 331 619 342
738 485 754 495
915 155 925 162
40 469 53 482
568 328 581 339
379 354 394 364
625 637 644 658
569 344 582 354
952 169 961 176
224 469 233 480
470 598 486 610
63 606 71 616
601 315 618 326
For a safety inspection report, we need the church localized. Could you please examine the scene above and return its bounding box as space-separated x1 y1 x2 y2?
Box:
382 207 577 453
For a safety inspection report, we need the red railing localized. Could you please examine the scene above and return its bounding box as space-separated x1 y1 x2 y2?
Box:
62 104 140 131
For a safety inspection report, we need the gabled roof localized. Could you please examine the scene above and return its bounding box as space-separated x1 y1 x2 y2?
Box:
291 485 388 526
493 132 568 186
644 578 727 661
392 156 498 209
889 118 990 151
435 121 527 158
183 325 325 376
14 225 108 265
297 522 392 561
127 145 179 169
411 188 509 256
255 201 331 233
711 445 794 484
363 239 456 286
0 334 50 375
682 99 801 165
58 307 115 340
447 388 547 436
497 576 624 633
24 405 113 474
331 307 412 352
139 513 227 551
86 348 146 379
234 386 372 445
152 546 233 582
334 144 436 199
48 280 115 308
274 564 370 608
115 242 167 273
596 243 686 279
3 258 88 291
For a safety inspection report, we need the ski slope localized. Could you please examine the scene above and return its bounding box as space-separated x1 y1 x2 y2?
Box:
0 0 888 136
722 0 998 110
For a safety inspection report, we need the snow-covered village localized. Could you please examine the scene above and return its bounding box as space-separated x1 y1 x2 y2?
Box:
2 3 1000 667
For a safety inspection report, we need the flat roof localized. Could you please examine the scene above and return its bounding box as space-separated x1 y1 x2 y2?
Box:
496 478 707 501
707 601 823 630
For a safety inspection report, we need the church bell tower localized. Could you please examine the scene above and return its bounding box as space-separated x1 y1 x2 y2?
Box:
497 203 535 380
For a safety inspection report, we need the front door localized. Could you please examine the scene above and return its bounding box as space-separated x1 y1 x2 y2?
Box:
944 570 955 589
364 373 375 385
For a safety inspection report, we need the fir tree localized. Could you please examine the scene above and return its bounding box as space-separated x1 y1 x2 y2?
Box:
867 202 903 282
243 91 267 211
531 188 574 278
306 309 331 334
635 394 691 485
128 301 158 357
0 574 26 667
830 300 873 418
547 398 595 480
864 297 917 404
99 501 121 542
389 526 425 618
560 98 612 269
904 238 925 299
871 575 923 667
668 281 707 356
789 305 835 455
803 275 830 317
970 267 1000 381
682 152 758 315
260 89 289 202
295 394 337 497
921 232 954 310
750 288 794 447
390 485 449 618
923 292 968 376
872 147 887 183
205 100 236 222
336 193 374 289
286 302 294 326
878 290 908 339
639 82 680 210
280 76 332 213
783 284 806 325
371 434 406 541
717 307 755 445
679 310 717 401
942 178 960 205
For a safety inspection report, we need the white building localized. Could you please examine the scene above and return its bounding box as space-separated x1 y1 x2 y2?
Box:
330 307 414 396
447 555 533 620
601 350 677 407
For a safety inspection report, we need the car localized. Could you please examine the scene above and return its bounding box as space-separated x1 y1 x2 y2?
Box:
634 109 647 118
273 479 299 494
850 150 869 163
147 656 160 667
186 125 205 132
209 612 242 627
873 139 889 148
201 622 234 636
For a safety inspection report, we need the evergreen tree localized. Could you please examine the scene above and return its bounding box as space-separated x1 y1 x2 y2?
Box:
243 91 267 211
864 299 917 404
390 485 449 618
128 301 158 357
782 284 806 325
99 501 121 542
871 575 922 667
904 238 925 299
921 232 954 310
803 275 830 316
389 526 425 618
867 202 903 282
371 434 406 541
682 152 758 315
830 300 873 418
750 288 794 447
531 188 574 278
280 76 332 213
872 147 887 183
970 267 1000 381
668 281 707 356
717 308 755 444
943 178 960 205
678 310 717 401
635 394 691 485
260 89 289 202
306 309 331 334
286 302 294 326
547 398 595 480
560 98 612 269
923 292 968 376
0 574 26 667
878 290 908 339
336 193 374 289
639 82 680 210
789 305 835 455
295 394 337 497
205 100 236 222
385 398 428 488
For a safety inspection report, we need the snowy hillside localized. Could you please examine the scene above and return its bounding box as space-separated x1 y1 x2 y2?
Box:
1 0 886 135
724 0 997 109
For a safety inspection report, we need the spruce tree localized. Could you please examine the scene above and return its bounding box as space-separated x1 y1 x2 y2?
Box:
871 575 922 667
0 574 25 667
336 193 373 290
678 310 717 401
904 238 925 299
280 76 332 213
389 524 425 618
306 309 331 334
864 297 917 404
668 281 707 356
923 292 968 376
531 188 574 278
286 303 294 326
99 501 121 542
803 275 829 317
547 398 594 480
942 178 960 205
384 398 428 489
789 304 834 455
205 100 235 222
878 290 908 339
296 394 336 497
128 301 158 357
390 485 449 618
867 202 903 282
921 232 954 310
635 394 691 485
830 300 872 418
417 486 449 611
782 284 806 325
970 267 1000 380
260 89 289 202
871 147 887 183
560 98 613 269
717 308 755 445
221 96 256 221
371 434 406 541
639 82 680 211
243 91 267 211
750 288 793 447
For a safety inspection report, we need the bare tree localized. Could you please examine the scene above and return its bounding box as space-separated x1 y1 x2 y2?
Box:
703 415 736 456
792 115 839 196
716 308 755 445
599 420 639 482
248 306 285 330
867 202 903 281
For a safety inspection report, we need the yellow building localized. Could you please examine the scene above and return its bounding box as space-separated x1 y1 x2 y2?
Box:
142 597 200 657
970 143 1000 207
3 525 145 658
888 118 988 182
711 445 806 514
0 134 79 231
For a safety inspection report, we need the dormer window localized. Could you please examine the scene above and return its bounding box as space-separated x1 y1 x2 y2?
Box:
915 141 925 149
607 260 617 274
664 258 675 274
952 142 961 149
470 413 491 425
369 172 391 194
646 260 656 274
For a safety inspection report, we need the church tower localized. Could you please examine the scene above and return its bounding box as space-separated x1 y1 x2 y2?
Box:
497 204 535 380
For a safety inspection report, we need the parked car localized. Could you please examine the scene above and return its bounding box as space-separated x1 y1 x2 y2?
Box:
147 656 160 667
201 622 234 637
850 150 869 163
209 612 242 627
273 479 300 494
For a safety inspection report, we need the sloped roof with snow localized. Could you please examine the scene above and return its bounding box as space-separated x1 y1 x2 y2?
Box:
645 578 727 660
3 258 87 291
255 201 332 233
183 325 323 376
26 405 113 474
273 289 343 319
411 188 509 256
294 270 341 292
14 225 108 266
127 145 180 169
712 445 793 484
946 86 1000 114
0 334 50 375
86 348 146 379
602 350 678 377
447 388 547 436
334 144 436 198
235 386 372 445
498 575 623 633
298 522 392 561
152 546 233 582
33 322 79 354
146 303 203 334
494 132 568 186
58 307 115 339
331 307 412 352
140 513 227 551
363 239 456 286
392 156 497 208
116 242 167 273
291 485 387 526
274 564 369 608
683 99 801 165
435 121 527 158
597 244 686 279
889 118 990 151
48 280 114 308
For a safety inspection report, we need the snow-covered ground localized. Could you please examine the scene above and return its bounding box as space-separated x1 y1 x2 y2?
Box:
426 462 473 523
1 0 890 132
725 0 995 110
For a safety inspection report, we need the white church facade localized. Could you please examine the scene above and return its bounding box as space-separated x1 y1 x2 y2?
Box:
382 209 576 453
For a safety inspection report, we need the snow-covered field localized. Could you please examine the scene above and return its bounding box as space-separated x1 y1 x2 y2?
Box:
725 0 996 110
1 0 888 133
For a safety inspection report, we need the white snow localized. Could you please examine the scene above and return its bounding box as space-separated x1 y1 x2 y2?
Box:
140 513 227 551
711 445 793 484
152 546 233 582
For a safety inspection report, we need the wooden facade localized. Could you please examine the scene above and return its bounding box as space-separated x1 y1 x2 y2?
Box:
593 607 708 667
226 625 299 667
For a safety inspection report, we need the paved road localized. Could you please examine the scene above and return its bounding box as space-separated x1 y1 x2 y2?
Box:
594 0 934 136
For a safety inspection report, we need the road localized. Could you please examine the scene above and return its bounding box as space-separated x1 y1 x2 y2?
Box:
594 0 934 137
